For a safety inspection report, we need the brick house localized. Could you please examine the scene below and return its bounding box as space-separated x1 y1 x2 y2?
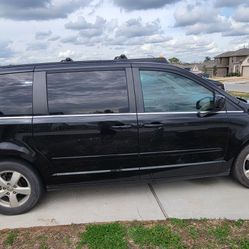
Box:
215 48 249 77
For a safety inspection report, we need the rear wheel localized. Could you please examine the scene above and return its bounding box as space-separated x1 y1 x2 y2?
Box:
233 145 249 188
0 161 43 215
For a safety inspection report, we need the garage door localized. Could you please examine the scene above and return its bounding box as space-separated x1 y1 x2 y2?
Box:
242 66 249 77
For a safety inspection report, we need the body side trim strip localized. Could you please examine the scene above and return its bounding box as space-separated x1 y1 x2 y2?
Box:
0 116 33 120
0 110 244 121
52 147 222 161
32 110 244 119
52 160 225 176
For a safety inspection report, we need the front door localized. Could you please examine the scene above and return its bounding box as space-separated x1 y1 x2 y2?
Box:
133 67 230 179
33 67 139 181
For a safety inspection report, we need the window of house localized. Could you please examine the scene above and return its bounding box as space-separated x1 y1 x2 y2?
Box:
47 70 129 115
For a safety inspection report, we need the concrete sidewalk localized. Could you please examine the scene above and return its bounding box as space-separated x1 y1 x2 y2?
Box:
1 177 249 229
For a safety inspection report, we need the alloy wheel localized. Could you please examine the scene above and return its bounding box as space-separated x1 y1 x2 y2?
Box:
0 171 31 208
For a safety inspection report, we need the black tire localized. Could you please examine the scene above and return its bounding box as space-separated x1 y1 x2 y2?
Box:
233 145 249 188
0 160 43 215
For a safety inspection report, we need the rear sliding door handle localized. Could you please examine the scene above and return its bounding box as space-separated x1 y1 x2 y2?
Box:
111 125 132 129
143 123 164 128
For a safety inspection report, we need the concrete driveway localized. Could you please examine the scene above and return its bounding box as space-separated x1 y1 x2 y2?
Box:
1 176 249 229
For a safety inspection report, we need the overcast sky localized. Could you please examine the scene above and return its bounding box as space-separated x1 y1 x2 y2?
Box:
0 0 249 65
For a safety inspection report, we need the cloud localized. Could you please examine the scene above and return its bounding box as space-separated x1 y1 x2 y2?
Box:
185 17 230 35
174 4 217 27
222 21 249 36
63 16 110 46
0 41 14 59
58 50 75 58
164 36 220 61
214 0 245 8
65 16 106 37
61 33 105 46
62 17 171 47
108 34 172 46
174 3 249 37
113 0 180 10
106 18 172 46
26 42 48 51
48 36 61 42
35 30 52 40
234 5 249 22
115 18 161 38
0 0 91 20
0 0 50 8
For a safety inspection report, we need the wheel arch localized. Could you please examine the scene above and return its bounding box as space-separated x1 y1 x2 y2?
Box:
0 141 50 186
231 138 249 172
0 157 46 188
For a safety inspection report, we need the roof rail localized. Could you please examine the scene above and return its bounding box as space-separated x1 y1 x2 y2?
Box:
61 57 74 62
114 54 168 64
114 54 128 60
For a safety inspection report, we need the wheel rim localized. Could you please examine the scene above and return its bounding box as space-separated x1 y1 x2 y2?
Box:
243 155 249 180
0 171 31 208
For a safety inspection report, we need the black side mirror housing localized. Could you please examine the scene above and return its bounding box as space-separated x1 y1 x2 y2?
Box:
196 96 214 111
196 95 225 117
214 95 226 111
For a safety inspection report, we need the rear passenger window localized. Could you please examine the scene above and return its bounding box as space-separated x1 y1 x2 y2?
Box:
47 70 129 115
0 73 33 116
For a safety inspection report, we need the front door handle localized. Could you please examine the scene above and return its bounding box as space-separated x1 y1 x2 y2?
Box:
143 123 164 128
111 124 132 129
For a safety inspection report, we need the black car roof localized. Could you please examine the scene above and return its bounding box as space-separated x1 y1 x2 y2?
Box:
0 57 168 74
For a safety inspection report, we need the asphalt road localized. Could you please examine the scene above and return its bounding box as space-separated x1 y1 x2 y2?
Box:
1 177 249 229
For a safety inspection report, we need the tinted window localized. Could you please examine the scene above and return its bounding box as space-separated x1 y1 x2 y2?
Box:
140 70 214 112
0 73 33 116
47 70 129 115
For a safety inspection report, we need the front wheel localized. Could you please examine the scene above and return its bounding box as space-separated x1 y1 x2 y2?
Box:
0 161 43 215
233 145 249 188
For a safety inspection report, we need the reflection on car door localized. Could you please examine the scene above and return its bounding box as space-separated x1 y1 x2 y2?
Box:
33 67 139 182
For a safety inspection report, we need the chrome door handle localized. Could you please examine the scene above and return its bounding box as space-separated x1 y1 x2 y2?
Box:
111 125 132 129
143 123 163 128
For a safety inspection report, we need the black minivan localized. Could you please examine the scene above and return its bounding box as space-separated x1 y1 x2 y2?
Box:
0 56 249 215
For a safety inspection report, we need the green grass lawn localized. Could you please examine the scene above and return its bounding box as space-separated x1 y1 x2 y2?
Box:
1 219 249 249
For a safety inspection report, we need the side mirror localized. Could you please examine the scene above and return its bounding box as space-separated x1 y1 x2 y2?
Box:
196 97 214 112
196 95 225 114
214 95 226 111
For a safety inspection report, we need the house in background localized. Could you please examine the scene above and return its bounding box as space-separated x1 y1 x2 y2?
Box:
215 48 249 77
173 61 216 78
173 63 203 72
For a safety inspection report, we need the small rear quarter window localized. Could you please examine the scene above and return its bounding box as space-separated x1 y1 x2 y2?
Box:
0 73 33 116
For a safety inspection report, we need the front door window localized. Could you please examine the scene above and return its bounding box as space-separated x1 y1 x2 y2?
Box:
140 70 214 113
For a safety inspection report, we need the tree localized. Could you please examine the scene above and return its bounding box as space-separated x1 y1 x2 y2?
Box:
168 57 181 64
213 66 217 77
203 65 207 73
204 56 211 62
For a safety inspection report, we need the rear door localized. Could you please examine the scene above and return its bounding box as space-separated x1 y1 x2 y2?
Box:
32 64 139 181
132 65 231 179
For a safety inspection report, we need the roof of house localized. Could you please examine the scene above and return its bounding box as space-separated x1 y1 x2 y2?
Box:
215 48 249 58
233 48 249 57
172 63 202 70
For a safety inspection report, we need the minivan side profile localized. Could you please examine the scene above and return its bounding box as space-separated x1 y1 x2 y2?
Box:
0 57 249 215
